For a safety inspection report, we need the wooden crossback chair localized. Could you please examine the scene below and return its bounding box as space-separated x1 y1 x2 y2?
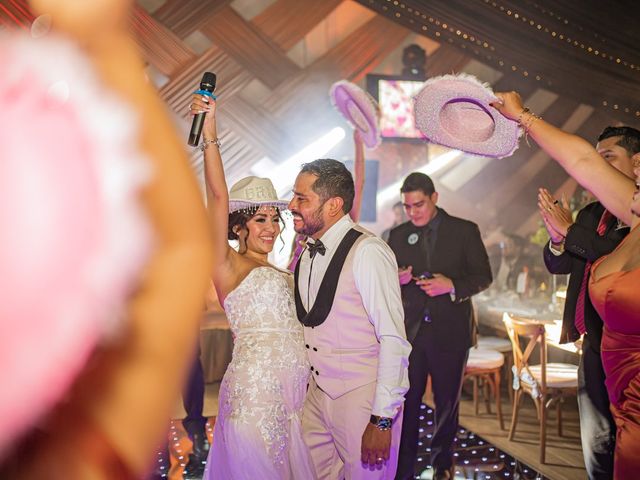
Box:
502 313 578 464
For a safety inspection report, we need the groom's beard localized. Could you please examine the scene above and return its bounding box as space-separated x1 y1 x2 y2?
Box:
294 204 325 237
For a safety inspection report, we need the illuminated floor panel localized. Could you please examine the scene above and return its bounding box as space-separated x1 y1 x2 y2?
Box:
413 404 546 480
159 405 546 479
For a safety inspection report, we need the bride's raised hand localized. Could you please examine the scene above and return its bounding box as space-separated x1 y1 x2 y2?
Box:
190 92 234 275
189 93 218 140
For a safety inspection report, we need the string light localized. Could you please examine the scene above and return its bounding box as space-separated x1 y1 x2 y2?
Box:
369 0 639 120
488 0 639 72
376 0 547 85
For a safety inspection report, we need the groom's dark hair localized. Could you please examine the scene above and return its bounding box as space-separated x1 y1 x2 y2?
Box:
300 159 354 214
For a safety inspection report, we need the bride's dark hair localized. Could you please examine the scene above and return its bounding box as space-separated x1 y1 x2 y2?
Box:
228 207 259 241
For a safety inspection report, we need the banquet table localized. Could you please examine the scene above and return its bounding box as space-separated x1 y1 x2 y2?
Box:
200 310 233 383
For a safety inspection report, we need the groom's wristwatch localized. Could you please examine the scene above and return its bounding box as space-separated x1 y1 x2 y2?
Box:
370 415 393 431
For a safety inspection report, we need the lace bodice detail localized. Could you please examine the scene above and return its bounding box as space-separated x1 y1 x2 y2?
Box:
219 266 309 468
224 266 302 334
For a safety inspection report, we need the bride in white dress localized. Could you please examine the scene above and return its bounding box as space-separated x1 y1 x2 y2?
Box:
189 94 315 479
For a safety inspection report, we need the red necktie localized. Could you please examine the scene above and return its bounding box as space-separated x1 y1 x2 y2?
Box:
574 209 612 334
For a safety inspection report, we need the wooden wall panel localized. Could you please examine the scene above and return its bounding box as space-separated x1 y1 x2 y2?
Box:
212 126 264 184
153 0 231 38
425 44 471 78
131 7 195 76
200 5 300 89
159 46 253 116
263 14 409 124
0 0 33 29
220 95 296 162
311 15 410 82
252 0 344 50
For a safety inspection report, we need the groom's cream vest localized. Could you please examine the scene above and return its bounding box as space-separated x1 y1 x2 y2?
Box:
303 227 380 399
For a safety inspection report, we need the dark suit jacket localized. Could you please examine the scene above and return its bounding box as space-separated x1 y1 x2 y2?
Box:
543 201 629 353
387 209 493 350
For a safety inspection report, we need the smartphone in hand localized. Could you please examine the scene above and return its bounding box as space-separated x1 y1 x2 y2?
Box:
414 271 434 281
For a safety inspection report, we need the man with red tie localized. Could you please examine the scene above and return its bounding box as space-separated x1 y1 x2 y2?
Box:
540 126 640 480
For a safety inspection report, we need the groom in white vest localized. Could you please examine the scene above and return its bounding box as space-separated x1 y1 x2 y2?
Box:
289 159 411 479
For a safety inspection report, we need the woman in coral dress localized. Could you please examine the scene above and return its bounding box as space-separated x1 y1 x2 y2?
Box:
589 220 640 479
493 91 640 479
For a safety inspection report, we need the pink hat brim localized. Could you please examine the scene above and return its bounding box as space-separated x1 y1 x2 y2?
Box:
330 80 381 149
414 74 520 158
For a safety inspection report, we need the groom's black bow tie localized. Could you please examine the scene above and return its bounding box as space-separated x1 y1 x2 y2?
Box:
307 239 326 259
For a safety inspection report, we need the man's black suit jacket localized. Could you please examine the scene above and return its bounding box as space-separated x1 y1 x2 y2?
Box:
387 210 493 350
543 201 629 353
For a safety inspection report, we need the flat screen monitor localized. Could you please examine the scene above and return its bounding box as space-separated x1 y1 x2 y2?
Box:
366 74 426 142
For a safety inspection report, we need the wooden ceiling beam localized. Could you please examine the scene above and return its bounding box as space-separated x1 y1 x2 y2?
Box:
263 14 409 123
131 6 195 76
153 0 231 38
200 5 300 89
426 44 472 77
0 0 33 29
219 95 297 163
252 0 344 51
159 46 254 118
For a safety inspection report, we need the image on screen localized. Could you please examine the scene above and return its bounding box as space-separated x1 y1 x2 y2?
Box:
377 79 425 139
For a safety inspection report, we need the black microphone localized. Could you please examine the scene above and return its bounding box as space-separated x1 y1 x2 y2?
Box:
188 72 217 147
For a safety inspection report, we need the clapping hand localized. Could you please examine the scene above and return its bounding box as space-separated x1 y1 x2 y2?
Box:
538 188 573 240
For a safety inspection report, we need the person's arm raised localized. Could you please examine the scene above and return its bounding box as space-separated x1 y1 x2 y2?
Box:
190 95 234 270
349 130 366 222
492 91 635 225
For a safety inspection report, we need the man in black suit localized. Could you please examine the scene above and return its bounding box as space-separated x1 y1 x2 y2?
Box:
388 173 492 480
539 126 640 480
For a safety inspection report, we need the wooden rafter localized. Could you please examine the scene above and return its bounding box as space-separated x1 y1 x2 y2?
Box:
199 5 300 89
153 0 231 39
263 14 410 123
131 6 195 76
253 0 344 51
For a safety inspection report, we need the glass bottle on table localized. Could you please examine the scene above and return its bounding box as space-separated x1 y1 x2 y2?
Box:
516 265 529 300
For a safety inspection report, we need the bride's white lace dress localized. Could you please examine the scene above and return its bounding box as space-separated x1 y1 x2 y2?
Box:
204 267 316 479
